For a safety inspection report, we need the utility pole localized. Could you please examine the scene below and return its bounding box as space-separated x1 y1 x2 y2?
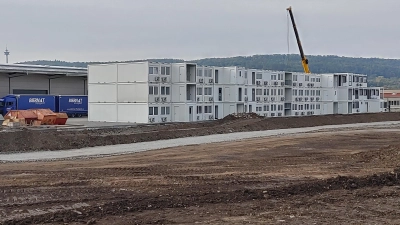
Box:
4 46 10 64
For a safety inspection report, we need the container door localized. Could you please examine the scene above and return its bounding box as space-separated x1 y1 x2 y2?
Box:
174 106 180 122
224 87 230 102
230 105 235 114
179 86 185 102
179 66 185 82
189 106 193 122
323 90 328 101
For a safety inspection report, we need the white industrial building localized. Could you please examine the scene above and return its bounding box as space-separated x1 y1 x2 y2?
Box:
87 61 385 123
0 64 87 97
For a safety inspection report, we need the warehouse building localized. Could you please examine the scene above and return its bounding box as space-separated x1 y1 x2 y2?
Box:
87 61 385 123
0 63 88 97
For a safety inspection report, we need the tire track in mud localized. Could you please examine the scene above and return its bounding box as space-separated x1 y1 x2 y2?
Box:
3 169 400 225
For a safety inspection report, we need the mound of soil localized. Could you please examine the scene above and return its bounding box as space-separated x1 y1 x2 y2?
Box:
222 113 264 121
1 112 400 153
353 145 400 166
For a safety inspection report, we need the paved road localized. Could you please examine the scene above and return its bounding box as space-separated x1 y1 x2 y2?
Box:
66 117 139 128
1 121 400 162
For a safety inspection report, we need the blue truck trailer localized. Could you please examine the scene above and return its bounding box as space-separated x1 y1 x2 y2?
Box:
0 94 88 117
55 95 88 117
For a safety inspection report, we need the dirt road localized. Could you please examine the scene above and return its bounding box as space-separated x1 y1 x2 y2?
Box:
2 128 400 224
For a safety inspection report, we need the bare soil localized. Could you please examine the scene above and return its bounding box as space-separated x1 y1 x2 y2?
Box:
1 112 400 153
2 129 400 224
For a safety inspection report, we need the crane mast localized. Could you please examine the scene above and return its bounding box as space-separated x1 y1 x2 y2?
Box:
286 6 310 74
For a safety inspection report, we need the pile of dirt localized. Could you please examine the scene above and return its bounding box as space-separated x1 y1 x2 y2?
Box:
265 169 400 198
353 145 400 166
222 112 264 121
1 112 400 153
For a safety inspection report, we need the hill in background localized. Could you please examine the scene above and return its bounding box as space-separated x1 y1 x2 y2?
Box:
18 54 400 89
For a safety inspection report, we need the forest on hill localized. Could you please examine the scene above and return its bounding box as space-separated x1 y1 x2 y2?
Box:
19 54 400 89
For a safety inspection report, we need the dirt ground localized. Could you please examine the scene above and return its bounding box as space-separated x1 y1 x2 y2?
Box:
2 128 400 224
2 112 400 153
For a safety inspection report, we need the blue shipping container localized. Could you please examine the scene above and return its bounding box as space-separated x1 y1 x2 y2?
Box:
56 95 88 115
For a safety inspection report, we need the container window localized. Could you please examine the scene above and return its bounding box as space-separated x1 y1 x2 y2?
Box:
204 106 212 113
149 66 159 75
166 87 170 95
204 87 212 96
197 87 203 95
160 106 170 115
206 69 212 77
160 66 171 75
154 107 159 115
149 107 154 115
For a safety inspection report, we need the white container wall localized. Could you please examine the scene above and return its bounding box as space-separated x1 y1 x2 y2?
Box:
118 103 148 123
88 103 117 122
88 61 385 123
88 64 118 84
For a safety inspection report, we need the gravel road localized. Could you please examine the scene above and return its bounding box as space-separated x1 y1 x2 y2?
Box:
2 120 400 162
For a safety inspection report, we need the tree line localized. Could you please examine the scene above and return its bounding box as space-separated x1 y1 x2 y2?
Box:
18 54 400 89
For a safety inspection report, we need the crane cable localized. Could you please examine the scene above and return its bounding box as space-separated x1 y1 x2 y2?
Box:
285 10 290 69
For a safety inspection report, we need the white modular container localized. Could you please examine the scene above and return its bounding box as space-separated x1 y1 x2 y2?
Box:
88 61 385 123
88 64 118 84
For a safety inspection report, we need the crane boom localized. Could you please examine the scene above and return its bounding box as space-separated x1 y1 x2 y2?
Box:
286 6 310 74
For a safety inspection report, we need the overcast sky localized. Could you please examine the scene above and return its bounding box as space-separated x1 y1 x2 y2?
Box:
1 0 399 63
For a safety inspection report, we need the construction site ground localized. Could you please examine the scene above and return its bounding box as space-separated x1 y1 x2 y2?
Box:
2 112 400 153
3 125 400 224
